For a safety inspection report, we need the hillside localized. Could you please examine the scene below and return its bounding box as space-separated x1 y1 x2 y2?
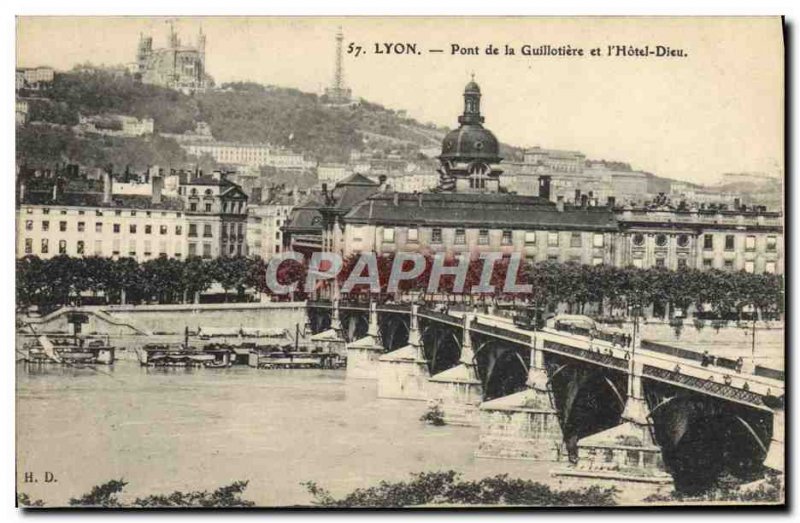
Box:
18 72 495 169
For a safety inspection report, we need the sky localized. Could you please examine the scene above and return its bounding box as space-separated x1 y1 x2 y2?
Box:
16 16 784 184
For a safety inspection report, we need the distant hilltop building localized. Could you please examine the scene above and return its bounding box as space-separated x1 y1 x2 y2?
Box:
323 27 353 105
135 23 213 94
16 66 55 91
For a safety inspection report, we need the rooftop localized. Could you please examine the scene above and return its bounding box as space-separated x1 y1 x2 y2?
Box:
19 190 184 211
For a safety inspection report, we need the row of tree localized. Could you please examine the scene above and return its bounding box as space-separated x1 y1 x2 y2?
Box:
16 254 784 322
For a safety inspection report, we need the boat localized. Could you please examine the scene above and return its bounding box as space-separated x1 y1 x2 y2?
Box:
250 348 343 369
136 343 233 368
22 334 115 365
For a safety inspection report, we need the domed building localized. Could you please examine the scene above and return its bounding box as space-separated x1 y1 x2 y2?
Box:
437 78 504 193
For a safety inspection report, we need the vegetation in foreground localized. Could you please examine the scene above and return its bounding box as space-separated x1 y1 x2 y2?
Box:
303 470 619 507
18 479 254 508
643 471 784 505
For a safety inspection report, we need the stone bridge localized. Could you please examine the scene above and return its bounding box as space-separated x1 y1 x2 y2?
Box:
306 300 784 490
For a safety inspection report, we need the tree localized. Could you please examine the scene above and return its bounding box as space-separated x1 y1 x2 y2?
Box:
182 257 214 304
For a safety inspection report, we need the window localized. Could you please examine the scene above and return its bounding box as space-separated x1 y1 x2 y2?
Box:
94 240 102 255
455 228 466 244
77 241 84 255
114 223 121 233
432 228 442 243
203 224 212 238
766 236 777 252
524 231 536 245
655 234 667 247
202 243 212 258
144 240 152 257
145 225 152 234
24 238 32 254
176 225 182 236
95 222 103 233
678 258 688 269
501 230 512 245
724 260 734 270
58 240 67 254
76 221 85 232
205 203 212 212
275 232 280 240
547 232 559 247
112 239 120 255
632 233 645 247
41 239 48 254
570 232 582 248
592 257 603 266
190 203 197 212
725 235 735 251
593 233 604 248
677 234 690 247
655 257 665 267
130 211 137 217
703 259 713 269
407 227 419 243
745 235 756 251
765 262 776 274
42 208 49 215
188 243 197 256
130 224 137 234
128 240 136 256
96 210 103 217
42 221 49 232
188 224 197 237
25 220 33 231
744 260 755 273
547 254 559 262
160 225 168 235
703 234 713 250
478 229 489 245
115 210 122 216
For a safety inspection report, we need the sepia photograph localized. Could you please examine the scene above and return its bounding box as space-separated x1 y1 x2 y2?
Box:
13 15 785 509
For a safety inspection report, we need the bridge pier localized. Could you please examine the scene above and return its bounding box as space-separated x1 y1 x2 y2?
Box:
558 360 672 484
309 299 347 356
345 300 383 380
377 304 430 401
763 407 785 473
476 336 565 461
427 314 483 426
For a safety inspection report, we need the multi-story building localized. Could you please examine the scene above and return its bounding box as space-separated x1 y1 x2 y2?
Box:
17 171 249 262
183 141 316 171
317 164 351 185
16 66 55 91
135 25 212 93
177 174 249 258
246 191 296 260
16 99 29 126
613 204 783 274
74 114 154 137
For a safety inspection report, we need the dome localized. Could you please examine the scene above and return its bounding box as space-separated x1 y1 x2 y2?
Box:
464 80 481 94
440 125 500 162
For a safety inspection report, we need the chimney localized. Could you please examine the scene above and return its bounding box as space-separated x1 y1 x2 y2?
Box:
575 189 581 204
734 197 741 210
152 175 164 205
580 194 588 208
607 196 616 208
538 175 551 200
393 192 399 206
379 174 388 192
251 187 263 204
293 188 300 205
556 195 564 212
417 192 423 207
18 182 25 204
103 171 113 204
52 182 58 202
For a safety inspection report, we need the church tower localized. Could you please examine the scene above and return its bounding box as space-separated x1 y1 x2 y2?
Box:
438 78 503 193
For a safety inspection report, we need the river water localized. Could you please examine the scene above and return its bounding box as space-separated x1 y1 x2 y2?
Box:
17 354 662 507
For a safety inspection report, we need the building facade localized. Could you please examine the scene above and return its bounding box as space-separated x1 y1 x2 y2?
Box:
17 171 249 262
183 141 316 170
